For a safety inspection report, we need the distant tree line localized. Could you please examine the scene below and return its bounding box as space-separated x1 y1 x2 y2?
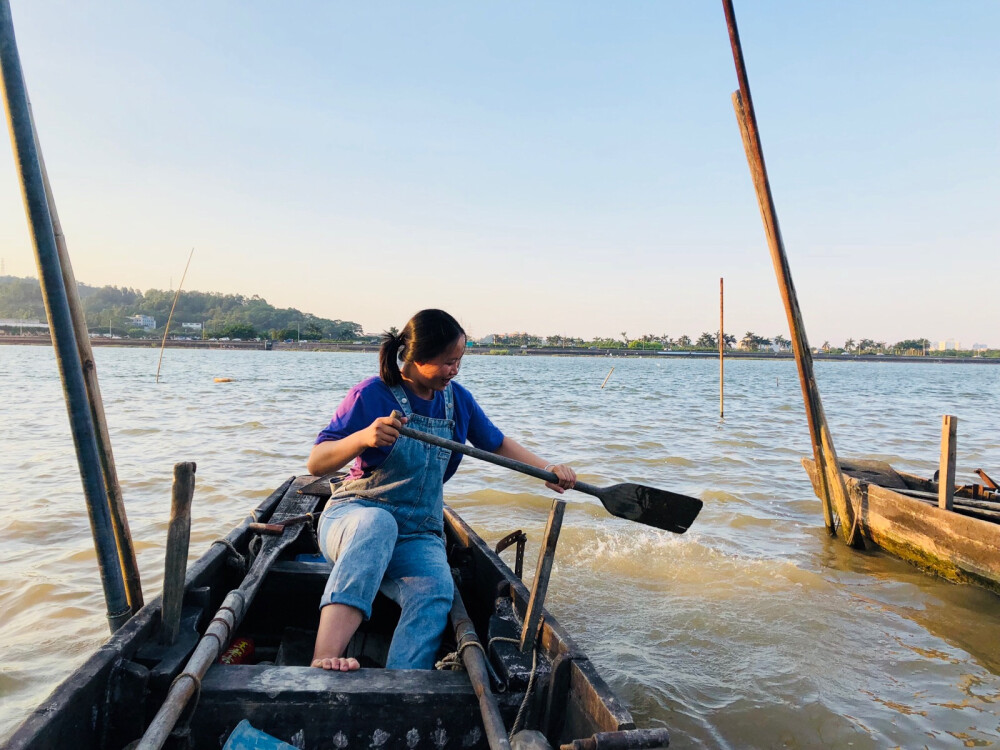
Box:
0 276 362 341
4 276 993 356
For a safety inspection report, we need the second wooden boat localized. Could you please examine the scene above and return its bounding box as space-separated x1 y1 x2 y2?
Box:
802 458 1000 594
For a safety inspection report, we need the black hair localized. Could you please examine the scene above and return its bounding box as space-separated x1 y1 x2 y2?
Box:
379 309 466 387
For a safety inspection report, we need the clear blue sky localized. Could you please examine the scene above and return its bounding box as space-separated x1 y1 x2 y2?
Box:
1 1 996 346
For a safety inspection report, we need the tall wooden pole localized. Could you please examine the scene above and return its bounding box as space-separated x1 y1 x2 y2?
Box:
28 100 143 614
1 0 133 628
723 0 862 547
719 277 724 418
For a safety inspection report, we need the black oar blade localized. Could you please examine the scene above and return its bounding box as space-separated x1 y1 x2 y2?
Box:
596 483 703 534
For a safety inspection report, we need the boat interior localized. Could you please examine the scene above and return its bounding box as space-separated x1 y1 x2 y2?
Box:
838 458 1000 524
13 476 640 750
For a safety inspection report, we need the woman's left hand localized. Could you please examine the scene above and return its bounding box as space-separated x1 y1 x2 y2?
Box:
544 464 576 494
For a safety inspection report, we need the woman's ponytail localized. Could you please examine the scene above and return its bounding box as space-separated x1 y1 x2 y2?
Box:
379 331 404 386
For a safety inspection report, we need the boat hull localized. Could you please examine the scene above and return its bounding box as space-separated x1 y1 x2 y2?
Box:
3 476 643 750
803 459 1000 593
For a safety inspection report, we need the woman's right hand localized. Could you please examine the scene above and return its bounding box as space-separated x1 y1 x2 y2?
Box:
362 414 407 448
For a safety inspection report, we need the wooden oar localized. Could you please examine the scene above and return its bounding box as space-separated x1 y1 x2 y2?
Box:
135 518 306 750
389 412 702 534
449 585 511 750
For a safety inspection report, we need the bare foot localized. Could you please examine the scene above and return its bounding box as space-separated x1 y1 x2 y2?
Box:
311 656 360 671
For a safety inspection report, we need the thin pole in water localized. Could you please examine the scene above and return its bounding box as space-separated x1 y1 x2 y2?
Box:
0 0 131 630
600 366 614 389
719 277 724 418
156 248 194 383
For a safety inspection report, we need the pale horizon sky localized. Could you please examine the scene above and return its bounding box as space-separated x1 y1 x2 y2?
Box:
1 2 997 346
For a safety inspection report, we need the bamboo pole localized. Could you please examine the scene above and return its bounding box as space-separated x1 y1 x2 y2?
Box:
719 277 724 418
600 367 614 389
0 0 132 629
155 248 194 383
27 100 143 614
723 0 862 547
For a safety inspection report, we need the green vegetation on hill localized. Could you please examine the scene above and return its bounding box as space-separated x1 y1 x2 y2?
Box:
0 276 362 340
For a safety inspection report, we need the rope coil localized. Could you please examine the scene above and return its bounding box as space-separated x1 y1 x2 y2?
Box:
436 633 541 738
211 539 247 573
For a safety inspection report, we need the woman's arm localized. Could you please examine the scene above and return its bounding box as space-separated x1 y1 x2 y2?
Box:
306 415 405 475
494 436 576 493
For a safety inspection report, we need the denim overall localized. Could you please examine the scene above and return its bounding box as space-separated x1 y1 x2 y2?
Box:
317 383 455 669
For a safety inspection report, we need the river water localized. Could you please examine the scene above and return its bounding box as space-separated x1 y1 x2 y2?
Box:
1 345 999 748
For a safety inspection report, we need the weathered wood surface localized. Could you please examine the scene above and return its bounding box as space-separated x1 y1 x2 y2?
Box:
160 461 196 646
193 667 486 750
939 415 958 510
803 459 1000 594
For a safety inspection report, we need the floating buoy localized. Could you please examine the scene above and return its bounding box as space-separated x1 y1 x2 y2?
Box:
214 377 233 383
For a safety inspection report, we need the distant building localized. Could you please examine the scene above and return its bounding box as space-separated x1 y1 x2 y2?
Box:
932 339 961 351
181 322 202 331
972 343 990 351
129 314 156 330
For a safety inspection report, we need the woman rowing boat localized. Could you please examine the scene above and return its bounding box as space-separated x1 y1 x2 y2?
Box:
306 308 576 671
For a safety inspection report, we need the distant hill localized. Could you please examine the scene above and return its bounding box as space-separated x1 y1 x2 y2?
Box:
0 276 363 340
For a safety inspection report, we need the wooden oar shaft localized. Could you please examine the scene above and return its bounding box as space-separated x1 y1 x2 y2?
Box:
450 588 511 750
394 417 600 497
391 411 701 534
135 533 293 750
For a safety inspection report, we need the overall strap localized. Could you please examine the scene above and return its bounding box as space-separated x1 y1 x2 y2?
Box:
389 385 414 418
444 383 454 421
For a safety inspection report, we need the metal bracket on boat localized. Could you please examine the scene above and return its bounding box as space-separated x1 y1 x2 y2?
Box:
975 469 999 491
496 530 527 580
560 728 672 750
520 499 566 653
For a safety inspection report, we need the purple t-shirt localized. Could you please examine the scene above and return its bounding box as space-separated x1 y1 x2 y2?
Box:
314 376 505 482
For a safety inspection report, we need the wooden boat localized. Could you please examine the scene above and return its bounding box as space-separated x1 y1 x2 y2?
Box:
802 458 1000 594
3 475 669 750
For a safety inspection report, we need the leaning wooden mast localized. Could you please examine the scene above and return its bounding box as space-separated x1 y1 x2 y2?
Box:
722 0 863 547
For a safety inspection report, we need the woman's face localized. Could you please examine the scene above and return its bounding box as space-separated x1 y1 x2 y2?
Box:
410 336 466 393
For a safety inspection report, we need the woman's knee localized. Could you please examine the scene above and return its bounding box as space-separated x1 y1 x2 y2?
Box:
322 506 397 560
417 571 455 613
351 507 398 541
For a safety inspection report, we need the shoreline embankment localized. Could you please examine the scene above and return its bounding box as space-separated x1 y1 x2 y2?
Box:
2 335 996 364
